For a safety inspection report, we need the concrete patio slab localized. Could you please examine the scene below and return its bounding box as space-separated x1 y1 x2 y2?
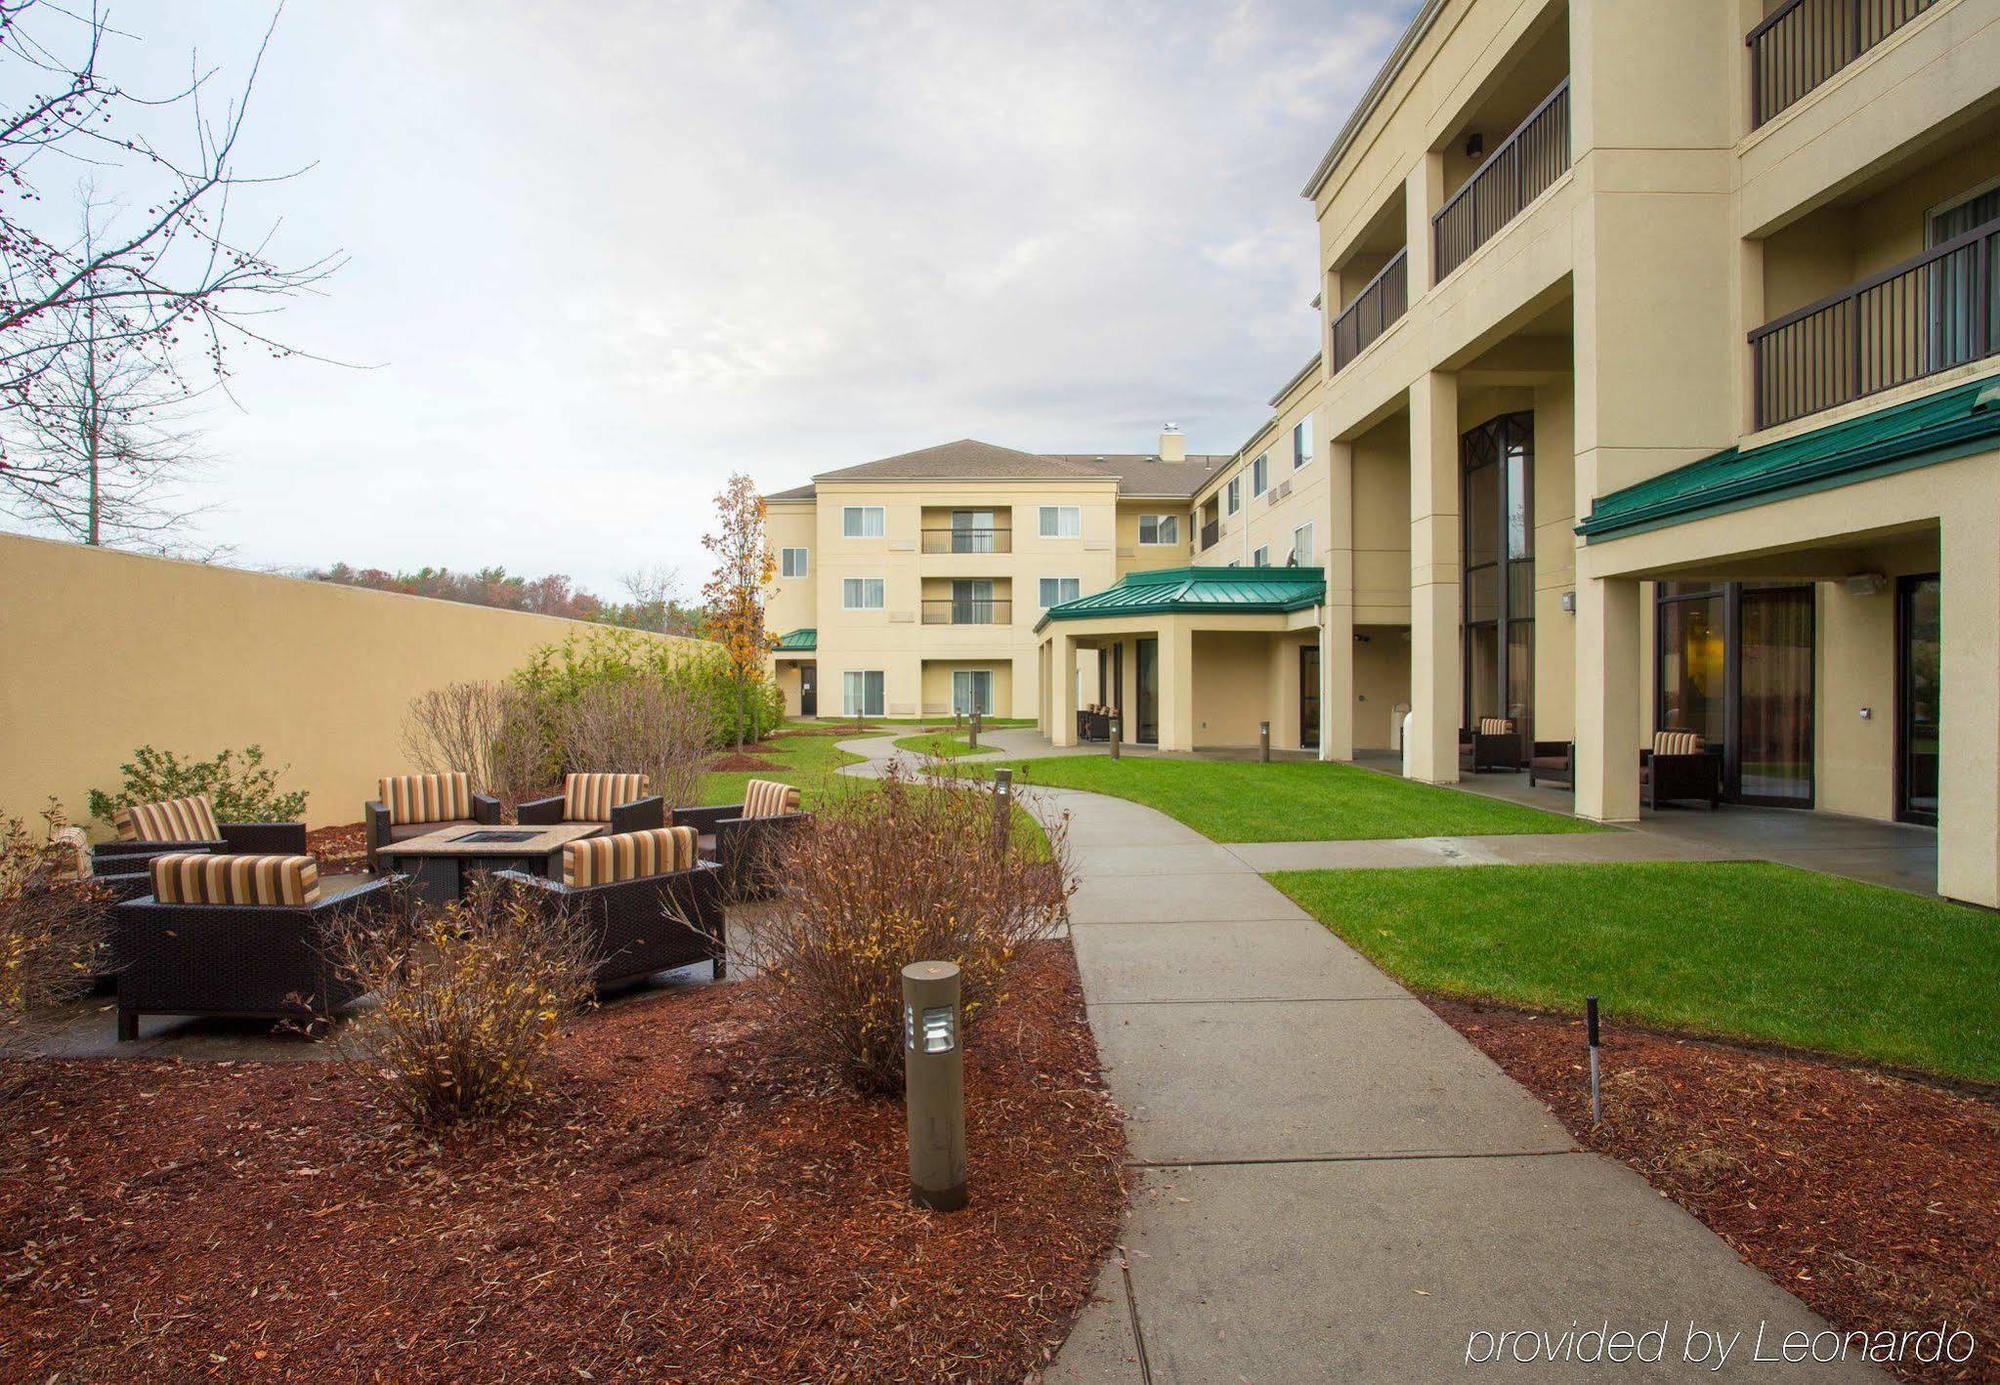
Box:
1070 870 1311 924
1070 918 1407 1004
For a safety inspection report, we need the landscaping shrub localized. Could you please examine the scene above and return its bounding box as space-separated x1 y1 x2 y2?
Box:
0 802 110 1057
400 680 545 807
512 628 782 755
87 744 306 827
328 877 597 1128
741 756 1074 1094
550 673 710 813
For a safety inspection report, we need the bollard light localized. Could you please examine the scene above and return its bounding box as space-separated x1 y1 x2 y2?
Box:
969 709 982 749
1259 720 1271 763
991 767 1013 856
1586 995 1602 1126
903 961 967 1211
1108 711 1121 760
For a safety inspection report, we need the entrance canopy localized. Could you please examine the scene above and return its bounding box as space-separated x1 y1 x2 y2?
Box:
1033 566 1326 632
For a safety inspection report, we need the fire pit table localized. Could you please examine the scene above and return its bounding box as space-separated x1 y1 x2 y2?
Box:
376 822 604 907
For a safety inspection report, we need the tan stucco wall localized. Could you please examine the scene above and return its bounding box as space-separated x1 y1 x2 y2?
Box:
1354 627 1414 750
0 534 704 833
1192 365 1328 569
918 660 1015 718
765 499 818 645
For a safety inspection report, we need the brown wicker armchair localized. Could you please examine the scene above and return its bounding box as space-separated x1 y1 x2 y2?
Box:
517 772 664 834
1526 740 1574 790
1642 730 1722 810
113 853 390 1041
92 792 306 876
1459 718 1523 773
365 771 503 872
1076 705 1113 742
497 826 726 985
671 778 808 901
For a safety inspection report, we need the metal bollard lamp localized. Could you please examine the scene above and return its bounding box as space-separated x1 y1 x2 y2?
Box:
903 961 967 1211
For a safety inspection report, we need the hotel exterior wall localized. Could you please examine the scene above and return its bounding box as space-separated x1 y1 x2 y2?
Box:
1115 500 1197 573
0 534 702 832
766 499 818 642
1192 366 1328 570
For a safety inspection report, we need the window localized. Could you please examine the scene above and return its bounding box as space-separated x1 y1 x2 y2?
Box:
841 577 885 609
1038 576 1081 607
1292 523 1314 566
952 669 993 716
842 670 885 717
1251 453 1269 497
841 506 884 538
1252 546 1270 567
1292 415 1315 469
1039 505 1080 538
780 547 808 578
1226 476 1241 514
1460 412 1534 733
1137 514 1179 545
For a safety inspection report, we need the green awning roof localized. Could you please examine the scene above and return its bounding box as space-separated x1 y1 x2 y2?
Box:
1579 377 2000 542
1034 566 1326 633
775 628 816 652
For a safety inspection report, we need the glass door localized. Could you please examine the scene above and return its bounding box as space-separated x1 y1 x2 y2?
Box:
1460 413 1533 757
1736 586 1815 806
1898 574 1941 825
1135 638 1159 744
952 668 992 716
951 578 993 625
1300 645 1321 748
951 510 996 554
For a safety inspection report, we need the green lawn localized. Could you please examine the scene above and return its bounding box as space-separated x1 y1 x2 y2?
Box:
696 732 865 808
1269 861 2000 1083
890 733 994 760
966 756 1600 842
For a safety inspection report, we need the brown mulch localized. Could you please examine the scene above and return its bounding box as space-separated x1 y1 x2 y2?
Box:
0 941 1125 1383
305 821 368 875
1429 996 2000 1384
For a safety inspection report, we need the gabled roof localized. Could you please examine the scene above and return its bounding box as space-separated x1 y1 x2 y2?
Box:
1034 566 1327 632
1040 453 1231 498
1579 377 2000 542
774 628 816 652
765 483 817 502
817 439 1104 484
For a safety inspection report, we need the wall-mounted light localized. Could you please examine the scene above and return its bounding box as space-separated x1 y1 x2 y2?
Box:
1561 590 1577 614
1464 131 1485 159
1842 573 1888 597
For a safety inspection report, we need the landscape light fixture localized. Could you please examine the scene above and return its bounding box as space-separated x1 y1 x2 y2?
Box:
991 768 1013 856
1259 721 1271 763
903 960 967 1212
969 709 982 749
1108 710 1121 759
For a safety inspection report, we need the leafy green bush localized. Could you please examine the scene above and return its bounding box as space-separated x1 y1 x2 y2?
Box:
512 629 781 759
87 744 308 827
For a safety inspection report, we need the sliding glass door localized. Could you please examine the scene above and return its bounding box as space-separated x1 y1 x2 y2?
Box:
1654 581 1814 806
1897 574 1940 825
952 668 993 716
1134 638 1159 745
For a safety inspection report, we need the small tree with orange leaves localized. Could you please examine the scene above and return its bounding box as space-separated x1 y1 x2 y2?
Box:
700 472 777 751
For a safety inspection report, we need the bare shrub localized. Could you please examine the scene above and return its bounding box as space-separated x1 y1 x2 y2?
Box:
327 877 598 1128
0 802 111 1056
741 755 1075 1094
550 673 710 811
401 681 544 806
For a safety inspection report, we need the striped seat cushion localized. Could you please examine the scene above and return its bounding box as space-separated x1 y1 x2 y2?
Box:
1478 717 1513 736
562 772 650 823
741 778 802 820
116 794 222 843
149 853 321 906
1653 729 1705 756
562 826 696 887
379 771 474 825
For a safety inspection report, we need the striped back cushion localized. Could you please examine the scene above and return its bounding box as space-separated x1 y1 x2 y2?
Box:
742 779 802 820
150 853 321 906
562 826 696 887
50 826 91 881
116 794 221 843
379 771 473 825
562 772 649 823
1478 717 1513 736
1654 729 1705 756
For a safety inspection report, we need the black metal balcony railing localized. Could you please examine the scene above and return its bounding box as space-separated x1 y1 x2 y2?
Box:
920 527 1012 554
1432 79 1570 283
1750 213 1999 429
921 598 1012 626
1749 0 1934 128
1200 518 1220 550
1330 248 1409 373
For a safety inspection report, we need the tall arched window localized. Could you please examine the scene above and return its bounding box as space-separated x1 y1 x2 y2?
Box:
1460 413 1534 743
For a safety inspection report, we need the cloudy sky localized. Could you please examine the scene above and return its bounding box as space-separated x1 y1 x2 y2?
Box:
39 0 1413 597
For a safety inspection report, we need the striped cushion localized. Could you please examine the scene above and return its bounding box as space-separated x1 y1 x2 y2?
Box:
50 826 91 881
379 771 473 825
742 779 802 820
562 826 696 887
149 853 321 906
116 794 222 843
562 772 649 823
1654 729 1705 756
1478 717 1513 736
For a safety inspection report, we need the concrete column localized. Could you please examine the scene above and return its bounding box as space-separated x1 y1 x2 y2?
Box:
1408 371 1460 783
1404 152 1444 296
1573 573 1642 823
1159 621 1196 752
1049 631 1076 748
1323 437 1356 760
1939 501 2000 908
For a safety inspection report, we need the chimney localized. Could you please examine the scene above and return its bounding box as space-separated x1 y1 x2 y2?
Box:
1158 422 1186 463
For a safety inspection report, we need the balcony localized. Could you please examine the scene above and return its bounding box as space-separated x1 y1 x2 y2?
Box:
1748 0 1936 129
1432 79 1570 283
1200 518 1220 550
920 527 1012 554
1750 212 1999 428
1330 249 1408 373
922 598 1012 626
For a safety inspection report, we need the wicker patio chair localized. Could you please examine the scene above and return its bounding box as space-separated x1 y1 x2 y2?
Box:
113 853 391 1040
517 772 664 834
93 792 307 876
1076 705 1112 742
497 825 726 985
1526 740 1574 790
1641 729 1722 809
1459 717 1522 773
671 778 808 901
365 771 503 871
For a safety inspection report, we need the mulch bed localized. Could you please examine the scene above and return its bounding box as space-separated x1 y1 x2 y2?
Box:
304 822 368 875
1429 996 2000 1384
0 941 1124 1382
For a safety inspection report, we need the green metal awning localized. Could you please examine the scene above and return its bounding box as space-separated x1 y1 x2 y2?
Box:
1579 377 2000 542
1034 566 1326 633
774 628 816 652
